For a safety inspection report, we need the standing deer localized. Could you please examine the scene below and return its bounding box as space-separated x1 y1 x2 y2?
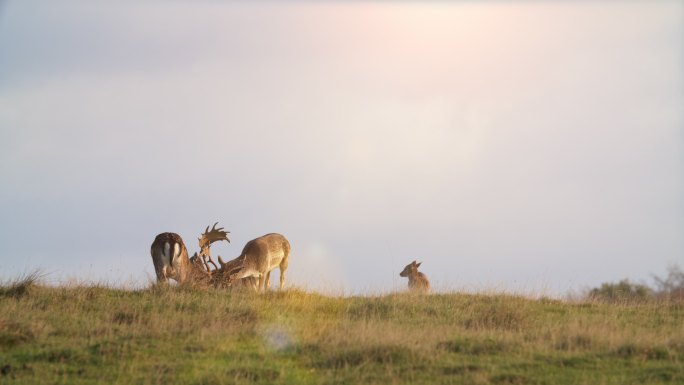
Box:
150 232 190 283
400 260 430 293
220 233 290 291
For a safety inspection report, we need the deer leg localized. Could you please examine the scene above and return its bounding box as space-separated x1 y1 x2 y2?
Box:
260 273 268 292
279 258 288 290
252 275 261 291
264 271 271 290
153 263 165 282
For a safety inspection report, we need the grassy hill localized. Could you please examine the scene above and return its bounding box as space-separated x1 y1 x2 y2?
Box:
0 281 682 385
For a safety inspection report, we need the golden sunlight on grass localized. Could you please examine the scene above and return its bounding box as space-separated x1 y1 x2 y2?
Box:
1 282 682 384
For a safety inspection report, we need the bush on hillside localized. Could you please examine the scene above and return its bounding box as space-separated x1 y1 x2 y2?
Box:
587 264 684 303
652 264 684 300
588 279 652 303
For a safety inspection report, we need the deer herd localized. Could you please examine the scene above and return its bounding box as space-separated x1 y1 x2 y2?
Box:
151 223 430 293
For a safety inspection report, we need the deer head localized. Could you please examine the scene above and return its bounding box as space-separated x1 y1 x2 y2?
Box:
190 222 229 271
400 260 421 277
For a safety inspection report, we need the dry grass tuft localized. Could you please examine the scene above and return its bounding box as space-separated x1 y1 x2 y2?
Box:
0 270 43 299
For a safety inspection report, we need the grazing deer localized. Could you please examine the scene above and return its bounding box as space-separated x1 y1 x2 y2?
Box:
400 260 430 293
220 233 290 291
150 232 190 283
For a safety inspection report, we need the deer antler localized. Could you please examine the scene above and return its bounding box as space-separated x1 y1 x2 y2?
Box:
198 222 230 249
188 252 207 272
203 254 219 271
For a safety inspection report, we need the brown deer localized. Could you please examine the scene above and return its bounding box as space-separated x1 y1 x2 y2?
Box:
220 233 290 291
400 260 430 293
150 232 190 283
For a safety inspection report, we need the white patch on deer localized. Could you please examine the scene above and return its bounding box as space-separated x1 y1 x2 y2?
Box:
162 242 171 267
172 242 180 264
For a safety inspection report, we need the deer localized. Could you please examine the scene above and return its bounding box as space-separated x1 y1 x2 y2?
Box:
219 233 290 292
400 260 430 293
150 232 191 284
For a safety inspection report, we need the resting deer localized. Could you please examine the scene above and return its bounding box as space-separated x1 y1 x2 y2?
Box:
150 232 191 283
400 260 430 293
220 233 290 291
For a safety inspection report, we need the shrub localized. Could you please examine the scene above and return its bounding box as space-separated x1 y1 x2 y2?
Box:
588 279 652 303
652 264 684 300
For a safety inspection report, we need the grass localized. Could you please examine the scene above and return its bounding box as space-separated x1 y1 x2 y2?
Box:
0 281 682 384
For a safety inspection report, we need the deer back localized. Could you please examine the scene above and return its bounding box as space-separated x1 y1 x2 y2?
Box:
409 271 430 292
240 233 290 273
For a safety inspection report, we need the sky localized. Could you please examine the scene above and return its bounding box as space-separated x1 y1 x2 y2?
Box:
0 1 682 296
